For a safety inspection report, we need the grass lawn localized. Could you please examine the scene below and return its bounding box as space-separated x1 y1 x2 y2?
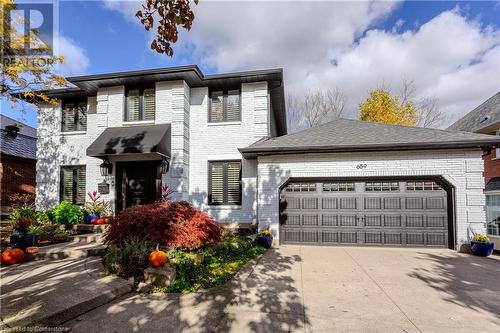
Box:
160 234 266 293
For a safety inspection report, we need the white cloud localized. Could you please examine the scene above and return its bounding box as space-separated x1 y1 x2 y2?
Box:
55 35 90 76
104 1 500 127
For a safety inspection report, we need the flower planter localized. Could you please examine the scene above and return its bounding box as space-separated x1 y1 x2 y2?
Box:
256 235 273 249
83 213 100 224
470 241 494 257
10 231 39 250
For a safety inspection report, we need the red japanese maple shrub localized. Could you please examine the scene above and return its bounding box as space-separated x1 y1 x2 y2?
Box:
104 201 221 250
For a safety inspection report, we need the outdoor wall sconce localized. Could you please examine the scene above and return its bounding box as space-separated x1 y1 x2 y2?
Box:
100 159 113 177
157 158 170 177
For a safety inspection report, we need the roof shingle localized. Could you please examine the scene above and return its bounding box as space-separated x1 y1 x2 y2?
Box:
447 92 500 133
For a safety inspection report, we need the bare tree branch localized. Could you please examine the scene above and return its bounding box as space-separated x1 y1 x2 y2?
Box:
287 88 346 132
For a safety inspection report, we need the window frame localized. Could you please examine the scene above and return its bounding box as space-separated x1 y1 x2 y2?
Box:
124 86 155 122
61 99 87 132
208 89 241 123
364 181 400 192
59 165 86 205
208 160 242 205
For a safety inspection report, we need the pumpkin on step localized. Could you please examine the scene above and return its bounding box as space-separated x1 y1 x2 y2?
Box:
91 218 106 225
1 248 25 265
149 244 168 268
25 247 39 254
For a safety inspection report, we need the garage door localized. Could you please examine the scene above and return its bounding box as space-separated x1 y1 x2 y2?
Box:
280 180 449 247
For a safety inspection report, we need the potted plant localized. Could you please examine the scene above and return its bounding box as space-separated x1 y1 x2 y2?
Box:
256 229 273 249
470 234 495 257
9 208 39 250
83 191 101 224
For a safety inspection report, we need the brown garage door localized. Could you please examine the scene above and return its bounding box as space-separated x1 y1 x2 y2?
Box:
280 180 449 247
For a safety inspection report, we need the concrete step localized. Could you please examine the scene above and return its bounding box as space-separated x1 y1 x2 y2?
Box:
69 233 104 244
72 224 110 234
26 241 107 261
0 257 133 330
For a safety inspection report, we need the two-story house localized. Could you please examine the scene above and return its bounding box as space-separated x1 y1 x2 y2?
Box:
30 65 500 250
448 91 500 250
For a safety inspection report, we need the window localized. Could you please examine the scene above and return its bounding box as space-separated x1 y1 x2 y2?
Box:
323 182 355 192
285 183 317 192
487 194 500 236
61 100 87 132
60 166 86 205
406 181 442 191
125 88 155 121
208 161 241 205
365 181 399 192
209 89 241 122
495 130 500 158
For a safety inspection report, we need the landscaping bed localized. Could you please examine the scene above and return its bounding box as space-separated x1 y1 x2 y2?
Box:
102 201 269 293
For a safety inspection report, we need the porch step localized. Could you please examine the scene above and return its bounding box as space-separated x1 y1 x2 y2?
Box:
0 257 133 330
72 224 110 234
69 233 104 244
26 241 107 261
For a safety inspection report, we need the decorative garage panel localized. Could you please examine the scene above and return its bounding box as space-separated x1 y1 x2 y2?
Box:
281 180 448 247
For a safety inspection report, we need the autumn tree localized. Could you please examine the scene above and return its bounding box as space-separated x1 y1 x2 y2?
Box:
359 89 418 126
287 88 346 132
1 0 66 106
136 0 198 56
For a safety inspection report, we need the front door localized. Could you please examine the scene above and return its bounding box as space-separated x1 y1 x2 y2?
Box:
116 161 160 212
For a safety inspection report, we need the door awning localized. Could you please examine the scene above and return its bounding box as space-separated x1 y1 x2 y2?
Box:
87 124 171 158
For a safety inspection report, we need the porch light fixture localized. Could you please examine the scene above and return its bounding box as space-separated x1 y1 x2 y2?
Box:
100 159 113 177
157 158 170 176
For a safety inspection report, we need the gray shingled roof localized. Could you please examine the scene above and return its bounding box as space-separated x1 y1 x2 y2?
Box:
485 177 500 192
0 115 37 159
447 92 500 133
240 118 500 158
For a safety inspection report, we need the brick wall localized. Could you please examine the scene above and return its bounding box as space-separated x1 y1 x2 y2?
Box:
482 150 500 184
257 149 486 249
0 154 36 210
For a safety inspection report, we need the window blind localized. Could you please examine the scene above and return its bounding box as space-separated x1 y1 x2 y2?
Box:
143 88 155 120
127 90 140 121
226 90 240 122
60 166 86 204
209 161 241 205
210 91 224 122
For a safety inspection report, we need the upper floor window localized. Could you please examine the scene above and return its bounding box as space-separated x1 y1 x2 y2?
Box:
61 100 87 132
209 89 241 122
125 87 155 122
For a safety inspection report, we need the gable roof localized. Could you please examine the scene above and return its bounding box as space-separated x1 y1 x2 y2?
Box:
0 115 37 159
240 118 500 158
447 92 500 133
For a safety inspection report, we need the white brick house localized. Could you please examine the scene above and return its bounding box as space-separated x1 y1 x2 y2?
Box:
32 65 500 250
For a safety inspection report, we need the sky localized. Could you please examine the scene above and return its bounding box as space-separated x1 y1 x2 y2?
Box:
1 0 499 129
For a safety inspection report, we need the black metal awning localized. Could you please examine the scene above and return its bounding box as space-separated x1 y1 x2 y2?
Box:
87 124 171 158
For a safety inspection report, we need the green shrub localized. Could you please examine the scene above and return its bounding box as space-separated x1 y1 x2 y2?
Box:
103 241 154 281
164 235 266 293
27 224 68 243
53 201 83 229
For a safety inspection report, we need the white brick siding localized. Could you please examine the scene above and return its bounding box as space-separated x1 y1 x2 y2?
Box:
257 149 486 248
188 82 269 226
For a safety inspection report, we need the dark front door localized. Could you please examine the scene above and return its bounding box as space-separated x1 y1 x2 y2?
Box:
116 161 160 211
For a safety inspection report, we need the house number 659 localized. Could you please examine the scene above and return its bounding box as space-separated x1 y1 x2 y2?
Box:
356 164 367 169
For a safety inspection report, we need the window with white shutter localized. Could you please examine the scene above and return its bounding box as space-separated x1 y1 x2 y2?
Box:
61 100 87 132
208 161 242 205
60 166 86 205
125 87 155 121
209 89 241 122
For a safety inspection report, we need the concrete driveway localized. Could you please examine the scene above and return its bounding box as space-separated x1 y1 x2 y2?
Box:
67 246 500 333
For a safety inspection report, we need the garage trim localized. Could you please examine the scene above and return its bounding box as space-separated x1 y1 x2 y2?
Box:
278 175 456 249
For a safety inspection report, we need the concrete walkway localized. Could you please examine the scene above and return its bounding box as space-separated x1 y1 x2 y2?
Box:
0 256 132 330
65 246 500 333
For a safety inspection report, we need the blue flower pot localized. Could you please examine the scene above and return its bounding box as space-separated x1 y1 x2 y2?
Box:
256 235 273 249
470 241 494 257
83 214 99 224
10 231 39 250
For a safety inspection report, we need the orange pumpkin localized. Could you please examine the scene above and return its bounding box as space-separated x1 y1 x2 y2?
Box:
149 244 168 268
25 247 39 254
1 248 26 265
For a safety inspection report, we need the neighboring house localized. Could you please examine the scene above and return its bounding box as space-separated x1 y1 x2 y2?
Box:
448 91 500 249
25 65 500 250
0 115 37 217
